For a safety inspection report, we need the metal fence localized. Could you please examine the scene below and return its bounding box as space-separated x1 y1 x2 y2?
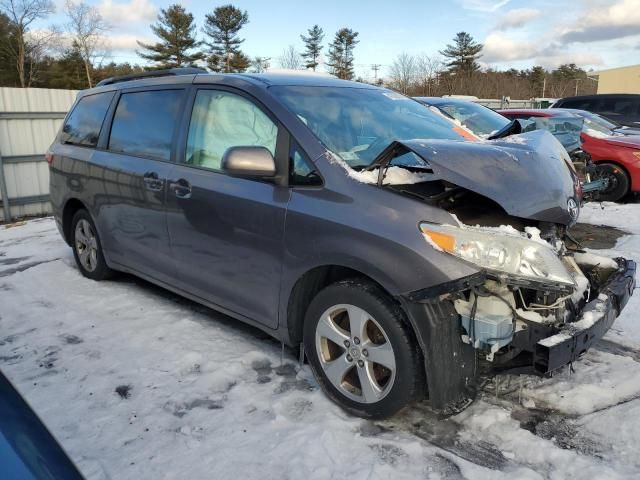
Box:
0 87 78 222
442 96 558 110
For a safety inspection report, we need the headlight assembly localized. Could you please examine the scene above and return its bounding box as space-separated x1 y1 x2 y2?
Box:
420 223 575 288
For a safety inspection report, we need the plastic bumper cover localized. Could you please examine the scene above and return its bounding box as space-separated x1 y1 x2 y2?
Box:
533 257 636 373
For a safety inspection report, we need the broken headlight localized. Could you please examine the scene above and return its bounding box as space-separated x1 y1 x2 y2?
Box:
420 223 575 288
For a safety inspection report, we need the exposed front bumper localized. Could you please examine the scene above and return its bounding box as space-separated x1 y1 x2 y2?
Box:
533 257 636 373
400 257 636 412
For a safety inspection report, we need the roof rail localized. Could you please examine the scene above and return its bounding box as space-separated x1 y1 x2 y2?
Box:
96 67 208 87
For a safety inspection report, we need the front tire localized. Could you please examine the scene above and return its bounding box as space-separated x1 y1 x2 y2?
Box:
303 279 424 419
71 209 114 280
596 163 630 202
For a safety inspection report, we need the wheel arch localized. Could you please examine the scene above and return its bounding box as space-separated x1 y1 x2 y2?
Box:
285 264 424 375
61 198 88 245
595 160 633 198
286 264 408 346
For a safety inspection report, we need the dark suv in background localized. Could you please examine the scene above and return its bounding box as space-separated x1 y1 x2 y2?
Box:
552 94 640 128
48 69 635 418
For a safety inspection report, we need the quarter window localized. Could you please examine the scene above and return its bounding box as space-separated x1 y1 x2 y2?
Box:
289 142 321 186
185 90 278 171
61 92 114 147
108 89 184 161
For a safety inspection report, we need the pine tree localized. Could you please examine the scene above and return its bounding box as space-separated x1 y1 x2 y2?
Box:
300 25 323 71
439 32 482 75
203 4 249 73
137 5 204 68
529 65 546 96
326 28 358 80
0 13 20 86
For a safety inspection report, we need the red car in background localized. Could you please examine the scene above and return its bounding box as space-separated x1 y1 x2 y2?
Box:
499 108 640 202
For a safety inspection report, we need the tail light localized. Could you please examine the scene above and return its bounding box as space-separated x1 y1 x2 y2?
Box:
46 151 54 166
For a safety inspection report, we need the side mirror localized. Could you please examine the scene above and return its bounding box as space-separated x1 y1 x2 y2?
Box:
222 146 276 177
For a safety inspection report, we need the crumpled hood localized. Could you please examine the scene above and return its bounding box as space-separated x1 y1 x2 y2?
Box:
387 130 579 225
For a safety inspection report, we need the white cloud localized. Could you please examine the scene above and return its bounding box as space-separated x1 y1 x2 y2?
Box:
481 32 604 68
481 32 539 62
98 0 157 25
460 0 510 12
535 52 604 69
559 0 640 43
107 33 154 51
495 8 543 30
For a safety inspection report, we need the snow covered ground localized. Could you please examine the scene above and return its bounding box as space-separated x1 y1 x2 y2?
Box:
1 202 639 479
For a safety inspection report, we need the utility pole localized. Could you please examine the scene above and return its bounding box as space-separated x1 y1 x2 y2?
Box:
371 64 381 83
542 76 546 98
575 78 581 95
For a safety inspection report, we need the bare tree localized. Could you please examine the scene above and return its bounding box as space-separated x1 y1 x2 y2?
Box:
0 0 55 86
64 0 109 88
23 26 59 85
389 52 415 94
251 56 270 73
415 54 443 96
278 45 302 70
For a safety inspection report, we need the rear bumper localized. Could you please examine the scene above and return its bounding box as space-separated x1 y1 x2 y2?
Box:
533 257 636 373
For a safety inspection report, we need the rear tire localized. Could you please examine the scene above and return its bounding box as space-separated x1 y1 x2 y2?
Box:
303 279 424 419
596 163 630 202
71 209 114 280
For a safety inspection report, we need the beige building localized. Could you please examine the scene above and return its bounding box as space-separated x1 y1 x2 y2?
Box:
594 64 640 94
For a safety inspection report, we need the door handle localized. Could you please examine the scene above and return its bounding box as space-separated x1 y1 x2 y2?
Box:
143 172 164 191
169 179 192 199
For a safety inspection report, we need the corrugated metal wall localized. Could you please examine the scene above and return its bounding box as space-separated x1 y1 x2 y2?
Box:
0 87 78 222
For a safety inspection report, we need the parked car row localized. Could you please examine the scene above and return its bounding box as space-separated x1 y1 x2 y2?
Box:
417 95 640 202
500 108 640 202
552 93 640 128
48 70 636 418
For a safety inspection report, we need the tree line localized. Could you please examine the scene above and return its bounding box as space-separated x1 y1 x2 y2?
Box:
0 0 596 99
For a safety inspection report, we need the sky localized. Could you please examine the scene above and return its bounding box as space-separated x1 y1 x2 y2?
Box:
38 0 640 81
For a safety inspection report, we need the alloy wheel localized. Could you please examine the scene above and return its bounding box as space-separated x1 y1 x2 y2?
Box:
74 219 98 272
315 304 396 403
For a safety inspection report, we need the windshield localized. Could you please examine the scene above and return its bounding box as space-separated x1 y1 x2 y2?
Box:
574 111 619 131
270 86 465 168
581 116 615 138
433 100 510 137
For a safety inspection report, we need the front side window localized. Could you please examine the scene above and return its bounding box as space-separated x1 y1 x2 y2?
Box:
270 86 463 169
61 91 114 147
185 90 278 171
108 89 184 161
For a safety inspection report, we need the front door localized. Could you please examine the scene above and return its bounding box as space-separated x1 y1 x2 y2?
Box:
93 88 185 285
166 88 290 328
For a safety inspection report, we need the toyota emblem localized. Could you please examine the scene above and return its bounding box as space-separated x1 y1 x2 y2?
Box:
567 198 579 222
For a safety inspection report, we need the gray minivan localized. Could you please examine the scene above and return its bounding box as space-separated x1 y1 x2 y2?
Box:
48 69 635 418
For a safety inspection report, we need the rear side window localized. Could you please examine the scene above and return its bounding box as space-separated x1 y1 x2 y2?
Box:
61 92 114 147
108 89 184 161
600 98 638 115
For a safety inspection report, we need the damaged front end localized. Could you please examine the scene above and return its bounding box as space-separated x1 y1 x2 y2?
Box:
418 224 635 374
375 134 637 412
